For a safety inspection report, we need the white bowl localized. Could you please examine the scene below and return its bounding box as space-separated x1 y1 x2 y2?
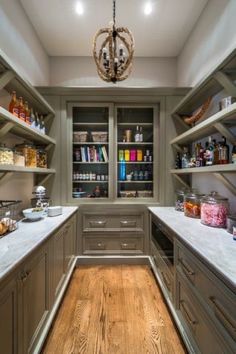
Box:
23 208 45 220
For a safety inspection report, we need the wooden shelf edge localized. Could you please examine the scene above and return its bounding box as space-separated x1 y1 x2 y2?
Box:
0 165 56 174
0 107 56 145
170 164 236 174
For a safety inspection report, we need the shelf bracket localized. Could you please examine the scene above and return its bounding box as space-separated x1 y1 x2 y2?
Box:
214 71 236 97
213 173 236 196
0 122 14 139
214 122 236 144
35 173 54 186
44 113 54 124
172 113 190 131
0 70 15 90
172 173 190 189
45 143 54 152
172 143 183 153
0 172 12 183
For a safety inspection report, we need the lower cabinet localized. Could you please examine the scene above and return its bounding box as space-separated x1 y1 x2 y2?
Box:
0 212 77 354
0 277 17 354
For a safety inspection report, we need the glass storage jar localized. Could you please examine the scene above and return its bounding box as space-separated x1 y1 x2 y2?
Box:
15 143 37 168
13 150 25 167
36 147 47 168
175 189 185 211
184 192 204 218
0 145 13 165
201 191 229 228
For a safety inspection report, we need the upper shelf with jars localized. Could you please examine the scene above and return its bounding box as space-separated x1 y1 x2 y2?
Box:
0 49 56 146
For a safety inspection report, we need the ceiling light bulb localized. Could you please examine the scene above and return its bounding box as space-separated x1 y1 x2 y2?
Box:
75 2 84 15
144 2 152 15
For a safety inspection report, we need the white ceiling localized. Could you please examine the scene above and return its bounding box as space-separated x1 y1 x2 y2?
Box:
20 0 208 57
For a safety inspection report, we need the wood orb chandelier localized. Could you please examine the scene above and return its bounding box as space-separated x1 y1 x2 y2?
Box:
93 0 134 83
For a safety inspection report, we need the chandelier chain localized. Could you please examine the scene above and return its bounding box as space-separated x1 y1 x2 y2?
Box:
113 0 116 26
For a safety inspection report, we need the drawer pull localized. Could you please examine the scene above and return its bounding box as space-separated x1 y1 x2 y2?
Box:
179 258 195 277
120 220 136 227
89 220 106 227
180 300 197 326
121 242 136 250
161 271 171 291
209 296 236 340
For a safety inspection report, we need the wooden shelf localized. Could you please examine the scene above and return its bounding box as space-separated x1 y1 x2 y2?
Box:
117 162 153 164
0 165 56 174
117 123 153 127
73 123 108 126
170 164 236 174
170 102 236 146
73 142 108 145
171 48 236 115
118 180 153 183
0 49 55 115
0 107 56 145
117 142 153 145
73 180 108 183
73 162 108 164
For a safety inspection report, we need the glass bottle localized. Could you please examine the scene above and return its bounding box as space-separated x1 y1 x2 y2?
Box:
119 159 126 181
30 108 36 127
232 142 236 164
205 137 214 166
212 139 219 165
175 152 182 169
134 125 140 142
139 127 143 142
181 147 190 168
219 136 229 164
9 91 18 117
18 97 26 122
24 101 31 125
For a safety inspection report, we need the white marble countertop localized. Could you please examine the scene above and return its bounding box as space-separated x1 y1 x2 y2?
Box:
149 207 236 291
0 206 78 282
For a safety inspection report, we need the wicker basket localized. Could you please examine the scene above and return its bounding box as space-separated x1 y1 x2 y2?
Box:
73 131 88 142
91 131 108 142
0 200 22 237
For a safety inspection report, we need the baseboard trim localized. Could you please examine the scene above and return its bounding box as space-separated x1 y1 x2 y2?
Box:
76 255 150 266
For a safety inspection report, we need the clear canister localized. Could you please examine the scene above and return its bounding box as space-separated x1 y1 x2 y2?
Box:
184 192 204 218
36 147 47 168
13 150 25 166
15 143 37 167
201 191 229 228
175 189 185 211
0 145 13 165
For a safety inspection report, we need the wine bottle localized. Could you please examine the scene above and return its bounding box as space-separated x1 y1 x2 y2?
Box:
134 125 140 142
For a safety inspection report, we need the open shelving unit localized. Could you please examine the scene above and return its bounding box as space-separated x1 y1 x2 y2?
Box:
170 48 236 195
0 50 56 185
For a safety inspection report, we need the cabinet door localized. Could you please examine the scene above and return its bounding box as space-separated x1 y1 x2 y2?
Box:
0 278 17 354
20 245 49 354
53 228 65 298
64 217 76 272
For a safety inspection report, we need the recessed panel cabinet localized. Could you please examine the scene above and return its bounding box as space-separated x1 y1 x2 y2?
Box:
0 212 77 354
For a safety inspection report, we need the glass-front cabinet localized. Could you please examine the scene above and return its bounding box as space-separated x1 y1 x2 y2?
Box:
116 106 157 200
68 103 158 202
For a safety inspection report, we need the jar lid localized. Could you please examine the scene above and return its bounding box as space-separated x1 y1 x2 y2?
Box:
185 192 205 200
202 191 228 203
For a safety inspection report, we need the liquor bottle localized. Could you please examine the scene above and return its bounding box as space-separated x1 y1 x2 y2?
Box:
220 136 229 164
195 143 201 167
212 139 219 165
139 127 143 142
18 97 26 122
35 112 40 131
24 101 31 125
199 144 204 167
134 125 140 142
9 91 18 117
181 147 190 169
30 108 35 127
232 142 236 164
175 152 182 169
205 137 214 166
40 115 46 134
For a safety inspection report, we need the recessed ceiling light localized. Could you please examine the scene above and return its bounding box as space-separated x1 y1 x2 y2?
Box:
75 2 84 15
144 2 153 15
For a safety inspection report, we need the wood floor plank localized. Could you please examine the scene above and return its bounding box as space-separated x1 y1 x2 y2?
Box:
42 265 186 354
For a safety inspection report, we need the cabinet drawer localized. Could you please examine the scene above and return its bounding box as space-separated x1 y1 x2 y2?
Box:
151 242 173 300
176 274 232 354
83 234 143 255
176 241 236 347
83 213 144 232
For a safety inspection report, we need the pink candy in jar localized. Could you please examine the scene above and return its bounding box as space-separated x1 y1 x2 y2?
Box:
200 191 229 228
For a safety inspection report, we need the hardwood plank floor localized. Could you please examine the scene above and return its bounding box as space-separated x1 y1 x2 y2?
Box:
42 265 186 354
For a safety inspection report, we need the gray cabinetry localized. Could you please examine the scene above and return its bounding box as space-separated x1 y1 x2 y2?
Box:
0 277 17 354
19 244 50 354
80 206 147 255
64 215 76 271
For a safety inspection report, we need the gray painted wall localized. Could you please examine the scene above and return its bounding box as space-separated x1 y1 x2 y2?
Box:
0 0 49 85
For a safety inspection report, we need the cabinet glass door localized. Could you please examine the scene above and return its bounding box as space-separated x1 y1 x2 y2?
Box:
116 106 156 199
72 105 110 199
